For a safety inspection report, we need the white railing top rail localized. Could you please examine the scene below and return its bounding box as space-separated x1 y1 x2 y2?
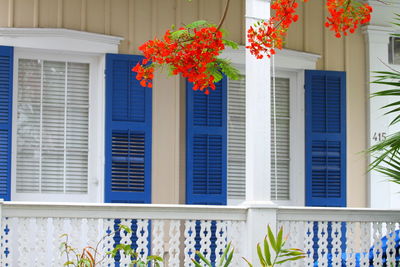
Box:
277 206 400 222
3 201 400 222
1 201 247 221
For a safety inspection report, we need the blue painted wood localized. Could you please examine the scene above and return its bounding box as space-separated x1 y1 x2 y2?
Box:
186 79 228 205
305 70 346 207
0 46 13 201
105 54 152 204
186 78 227 205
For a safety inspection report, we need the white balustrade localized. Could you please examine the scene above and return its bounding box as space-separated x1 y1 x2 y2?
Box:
0 202 246 266
277 207 400 267
0 202 400 266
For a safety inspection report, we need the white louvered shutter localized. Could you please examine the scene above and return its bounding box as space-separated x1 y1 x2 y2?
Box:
227 78 246 199
271 77 290 200
16 59 89 194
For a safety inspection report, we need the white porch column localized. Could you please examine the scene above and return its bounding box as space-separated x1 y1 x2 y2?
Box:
245 0 271 204
364 25 400 209
244 0 277 264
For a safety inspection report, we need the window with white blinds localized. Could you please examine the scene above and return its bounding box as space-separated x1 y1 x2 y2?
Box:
227 77 246 199
16 59 89 194
227 76 291 201
271 77 290 200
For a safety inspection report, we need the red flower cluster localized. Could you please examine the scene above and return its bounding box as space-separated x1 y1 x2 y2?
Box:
132 26 225 94
247 0 306 59
325 0 372 38
247 0 372 59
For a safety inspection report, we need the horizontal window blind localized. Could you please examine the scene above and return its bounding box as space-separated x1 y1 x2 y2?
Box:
227 76 291 201
227 78 246 199
271 77 290 200
16 59 89 194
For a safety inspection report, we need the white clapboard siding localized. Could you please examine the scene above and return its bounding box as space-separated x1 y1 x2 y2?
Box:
227 76 290 201
16 59 89 194
271 77 290 200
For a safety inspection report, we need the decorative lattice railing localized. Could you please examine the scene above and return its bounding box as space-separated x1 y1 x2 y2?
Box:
0 202 247 267
1 202 400 266
277 207 400 267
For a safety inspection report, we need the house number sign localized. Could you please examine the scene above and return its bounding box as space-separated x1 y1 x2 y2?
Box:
372 132 387 142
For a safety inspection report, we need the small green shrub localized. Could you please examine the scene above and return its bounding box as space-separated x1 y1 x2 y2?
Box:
192 225 305 267
61 224 163 267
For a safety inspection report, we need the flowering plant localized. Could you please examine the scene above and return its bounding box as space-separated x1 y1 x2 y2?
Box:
132 20 240 94
133 0 373 94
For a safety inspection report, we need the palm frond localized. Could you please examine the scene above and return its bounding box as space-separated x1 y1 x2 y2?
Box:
372 71 400 126
373 151 400 185
368 132 400 170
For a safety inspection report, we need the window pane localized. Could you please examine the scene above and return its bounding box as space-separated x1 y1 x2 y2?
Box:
16 59 89 194
228 77 246 199
271 77 290 201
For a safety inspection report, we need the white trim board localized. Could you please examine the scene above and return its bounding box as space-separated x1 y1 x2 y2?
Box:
0 28 123 54
221 46 320 73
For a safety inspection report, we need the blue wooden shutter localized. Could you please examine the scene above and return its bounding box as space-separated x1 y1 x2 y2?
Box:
105 54 152 203
186 79 227 205
0 46 13 201
305 70 346 207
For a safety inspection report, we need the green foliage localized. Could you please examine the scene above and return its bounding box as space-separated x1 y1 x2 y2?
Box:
192 226 304 267
216 58 241 81
244 226 305 267
61 224 163 267
186 20 210 29
368 14 400 185
222 39 239 49
191 242 234 267
165 20 241 85
368 59 400 184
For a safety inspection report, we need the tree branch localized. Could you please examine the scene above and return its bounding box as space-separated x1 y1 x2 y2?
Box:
217 0 231 30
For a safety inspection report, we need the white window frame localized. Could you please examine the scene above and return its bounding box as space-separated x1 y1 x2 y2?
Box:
0 28 123 203
12 49 101 202
222 46 319 206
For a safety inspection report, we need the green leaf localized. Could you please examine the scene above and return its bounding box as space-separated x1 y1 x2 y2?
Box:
263 236 272 265
186 20 209 29
222 39 239 49
276 227 284 251
170 29 189 40
191 258 204 267
216 58 241 81
267 225 277 252
196 251 212 266
242 257 253 267
275 255 306 264
223 249 234 267
218 242 231 266
118 224 132 234
257 243 267 266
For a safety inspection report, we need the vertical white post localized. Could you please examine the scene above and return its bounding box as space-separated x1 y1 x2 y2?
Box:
244 0 277 264
245 0 271 204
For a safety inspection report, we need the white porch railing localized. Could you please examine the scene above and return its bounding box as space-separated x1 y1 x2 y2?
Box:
1 202 400 266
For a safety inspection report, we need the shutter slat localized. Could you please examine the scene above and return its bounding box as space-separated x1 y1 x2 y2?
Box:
305 70 346 207
105 54 152 203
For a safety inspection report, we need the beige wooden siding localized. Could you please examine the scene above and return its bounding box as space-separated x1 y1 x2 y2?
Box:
0 0 367 207
284 1 368 208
